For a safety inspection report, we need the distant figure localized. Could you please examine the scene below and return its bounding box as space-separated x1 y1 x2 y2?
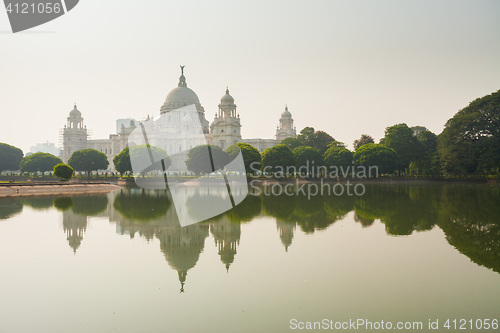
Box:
180 65 185 75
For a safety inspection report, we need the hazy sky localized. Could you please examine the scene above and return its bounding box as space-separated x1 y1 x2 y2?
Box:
1 0 499 153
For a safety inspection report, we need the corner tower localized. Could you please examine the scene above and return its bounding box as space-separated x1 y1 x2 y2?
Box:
275 106 296 142
210 88 242 150
62 104 88 162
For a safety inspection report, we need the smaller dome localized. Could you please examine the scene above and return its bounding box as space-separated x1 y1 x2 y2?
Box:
69 104 81 118
281 106 292 118
220 88 234 104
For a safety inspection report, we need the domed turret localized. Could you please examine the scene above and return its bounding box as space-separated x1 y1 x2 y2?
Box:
220 88 234 105
281 105 292 119
276 105 297 142
69 104 82 118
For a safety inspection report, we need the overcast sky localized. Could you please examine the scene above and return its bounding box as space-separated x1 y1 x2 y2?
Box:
1 0 499 153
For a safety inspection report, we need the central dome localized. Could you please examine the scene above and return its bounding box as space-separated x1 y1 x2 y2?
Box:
164 86 201 107
160 69 205 114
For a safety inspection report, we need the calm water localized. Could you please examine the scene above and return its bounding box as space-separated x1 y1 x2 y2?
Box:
0 184 499 333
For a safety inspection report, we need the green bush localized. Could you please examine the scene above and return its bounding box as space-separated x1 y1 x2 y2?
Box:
53 163 74 181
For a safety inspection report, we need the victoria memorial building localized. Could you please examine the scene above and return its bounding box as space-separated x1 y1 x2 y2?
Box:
61 67 297 169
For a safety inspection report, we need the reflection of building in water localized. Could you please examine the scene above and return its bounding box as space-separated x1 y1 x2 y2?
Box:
276 220 295 251
210 217 241 271
157 224 209 292
105 190 210 292
62 210 87 253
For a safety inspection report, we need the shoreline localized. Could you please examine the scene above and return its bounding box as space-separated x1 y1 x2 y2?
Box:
0 181 122 198
0 176 497 198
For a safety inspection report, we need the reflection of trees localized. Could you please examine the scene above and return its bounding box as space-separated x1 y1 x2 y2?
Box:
262 192 296 221
354 185 397 222
323 194 354 223
22 197 54 210
292 194 336 233
438 185 500 273
353 213 374 228
226 195 261 223
113 190 169 221
53 197 73 212
381 185 441 235
354 185 440 236
72 195 109 216
0 198 23 220
261 189 354 236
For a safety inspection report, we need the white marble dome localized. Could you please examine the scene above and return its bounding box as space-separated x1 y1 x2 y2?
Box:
220 88 234 104
281 106 292 118
164 86 201 107
69 104 82 118
160 72 205 114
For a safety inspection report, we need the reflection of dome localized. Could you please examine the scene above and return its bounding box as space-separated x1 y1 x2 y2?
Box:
157 224 209 292
220 88 234 104
281 106 292 118
69 104 82 118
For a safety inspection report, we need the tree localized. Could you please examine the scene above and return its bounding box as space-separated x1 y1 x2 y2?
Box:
127 145 171 176
311 131 335 153
53 163 74 181
280 137 303 150
297 127 315 146
226 143 261 175
353 143 397 175
412 130 439 175
186 145 228 175
297 127 335 153
68 149 109 176
292 146 323 176
353 134 375 150
113 147 132 175
261 144 296 175
0 143 23 172
380 123 422 174
438 89 500 176
326 140 346 149
323 146 353 169
19 152 62 173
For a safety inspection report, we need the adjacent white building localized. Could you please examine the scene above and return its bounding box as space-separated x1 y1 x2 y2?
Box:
29 142 62 157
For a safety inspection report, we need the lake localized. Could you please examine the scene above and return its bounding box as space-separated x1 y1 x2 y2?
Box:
1 183 499 332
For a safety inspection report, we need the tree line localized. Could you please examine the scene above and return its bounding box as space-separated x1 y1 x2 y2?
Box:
1 89 499 178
